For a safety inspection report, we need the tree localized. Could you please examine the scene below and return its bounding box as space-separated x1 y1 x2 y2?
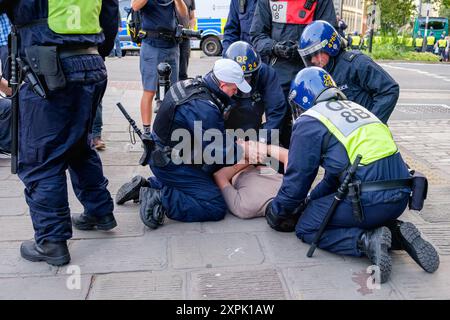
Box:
375 0 416 33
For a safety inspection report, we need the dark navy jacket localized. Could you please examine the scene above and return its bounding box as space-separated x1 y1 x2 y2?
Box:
250 0 337 88
0 98 11 153
0 0 119 58
223 0 257 54
271 109 411 216
141 0 178 48
329 50 400 124
225 63 287 142
152 72 243 173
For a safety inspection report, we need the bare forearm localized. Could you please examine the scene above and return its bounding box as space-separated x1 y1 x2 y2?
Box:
189 10 196 29
213 164 250 190
0 79 11 96
131 0 148 10
174 0 188 21
268 145 289 168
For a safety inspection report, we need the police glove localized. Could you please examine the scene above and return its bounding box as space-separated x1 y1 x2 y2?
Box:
272 41 299 59
265 201 301 232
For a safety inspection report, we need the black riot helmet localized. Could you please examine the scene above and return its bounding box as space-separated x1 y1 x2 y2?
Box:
224 41 262 98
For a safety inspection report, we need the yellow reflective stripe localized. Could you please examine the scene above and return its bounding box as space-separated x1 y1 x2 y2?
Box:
309 112 398 165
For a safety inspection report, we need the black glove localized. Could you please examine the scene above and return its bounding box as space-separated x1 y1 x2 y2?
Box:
272 41 299 59
265 201 301 232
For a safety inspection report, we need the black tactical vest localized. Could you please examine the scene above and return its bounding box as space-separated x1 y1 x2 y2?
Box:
153 78 223 147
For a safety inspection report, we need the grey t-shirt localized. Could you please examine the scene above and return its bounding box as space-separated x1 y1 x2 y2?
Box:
177 0 196 27
222 166 283 219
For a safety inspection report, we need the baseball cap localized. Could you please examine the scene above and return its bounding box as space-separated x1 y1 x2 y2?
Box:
212 59 252 93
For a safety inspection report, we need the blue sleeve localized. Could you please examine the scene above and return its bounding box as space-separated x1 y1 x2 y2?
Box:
176 100 243 165
250 0 275 61
222 0 240 55
354 55 399 123
258 64 287 141
271 117 325 215
315 0 338 27
99 0 119 57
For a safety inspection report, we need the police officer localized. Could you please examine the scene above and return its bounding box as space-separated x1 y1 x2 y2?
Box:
415 31 424 52
437 34 448 60
223 0 258 55
223 41 287 142
116 59 249 228
132 0 188 134
0 0 119 266
250 0 337 147
426 32 436 53
298 21 399 124
349 31 361 50
262 67 439 283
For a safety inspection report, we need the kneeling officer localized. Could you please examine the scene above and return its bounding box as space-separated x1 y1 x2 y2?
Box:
116 59 249 228
265 67 439 283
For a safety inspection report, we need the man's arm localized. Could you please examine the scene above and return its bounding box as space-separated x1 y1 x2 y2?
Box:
99 0 119 57
315 0 338 27
259 64 287 139
355 55 399 124
131 0 148 11
0 78 12 96
250 0 275 60
223 0 241 55
174 0 188 22
213 163 250 190
189 0 196 28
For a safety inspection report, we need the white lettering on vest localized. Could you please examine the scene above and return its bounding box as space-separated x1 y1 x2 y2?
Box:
66 5 82 30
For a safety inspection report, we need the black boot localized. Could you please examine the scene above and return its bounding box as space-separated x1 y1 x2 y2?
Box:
20 240 70 266
388 220 440 273
139 187 166 229
115 176 149 205
72 213 117 231
358 226 392 284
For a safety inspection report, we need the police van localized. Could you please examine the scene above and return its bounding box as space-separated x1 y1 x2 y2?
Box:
192 0 230 56
119 0 140 56
118 0 230 56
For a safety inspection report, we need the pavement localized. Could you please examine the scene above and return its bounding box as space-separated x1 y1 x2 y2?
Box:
1 53 450 300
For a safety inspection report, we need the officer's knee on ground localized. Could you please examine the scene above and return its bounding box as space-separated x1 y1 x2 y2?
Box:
265 202 299 232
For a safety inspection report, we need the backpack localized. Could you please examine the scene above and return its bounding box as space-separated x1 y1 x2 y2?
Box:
127 8 142 45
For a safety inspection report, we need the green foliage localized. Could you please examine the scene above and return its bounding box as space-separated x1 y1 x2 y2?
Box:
377 0 416 32
366 43 440 61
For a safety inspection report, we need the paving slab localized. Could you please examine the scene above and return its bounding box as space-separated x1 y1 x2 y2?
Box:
88 271 185 300
169 233 264 269
0 197 28 216
202 213 270 234
188 267 288 300
0 275 92 300
0 242 58 278
59 236 168 275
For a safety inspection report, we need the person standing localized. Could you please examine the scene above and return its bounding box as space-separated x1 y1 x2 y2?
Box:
132 0 188 135
1 0 119 266
250 0 337 147
222 0 258 55
0 13 11 71
178 0 196 80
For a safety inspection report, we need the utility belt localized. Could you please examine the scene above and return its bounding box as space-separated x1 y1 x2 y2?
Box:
345 170 428 223
139 29 177 42
24 45 99 96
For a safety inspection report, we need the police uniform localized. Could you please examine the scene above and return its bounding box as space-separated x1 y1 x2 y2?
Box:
140 0 180 91
426 34 436 53
271 100 411 257
225 63 287 141
149 73 243 222
250 0 337 146
415 35 424 52
328 50 399 124
223 0 258 54
1 0 118 245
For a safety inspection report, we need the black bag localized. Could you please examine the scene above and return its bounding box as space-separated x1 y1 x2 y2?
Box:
409 170 428 211
127 8 142 45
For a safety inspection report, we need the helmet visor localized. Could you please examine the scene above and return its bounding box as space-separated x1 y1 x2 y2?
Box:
288 98 305 121
298 41 326 67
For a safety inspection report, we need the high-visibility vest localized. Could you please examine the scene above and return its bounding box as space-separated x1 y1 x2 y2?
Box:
302 100 398 165
438 39 447 48
48 0 102 34
351 36 361 47
415 38 424 47
427 36 436 46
